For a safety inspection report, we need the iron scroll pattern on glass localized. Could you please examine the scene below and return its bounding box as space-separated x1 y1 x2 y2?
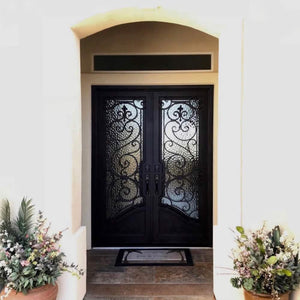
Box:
161 99 201 219
105 99 144 218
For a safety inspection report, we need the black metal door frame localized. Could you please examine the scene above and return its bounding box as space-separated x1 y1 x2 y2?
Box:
92 85 213 247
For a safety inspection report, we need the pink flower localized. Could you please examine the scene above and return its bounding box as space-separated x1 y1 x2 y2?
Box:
20 260 30 267
5 251 10 258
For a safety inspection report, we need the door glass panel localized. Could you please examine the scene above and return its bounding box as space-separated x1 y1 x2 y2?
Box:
105 99 144 218
161 99 200 219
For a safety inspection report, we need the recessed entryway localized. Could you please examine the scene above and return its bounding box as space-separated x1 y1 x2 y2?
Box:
81 21 219 250
80 19 220 299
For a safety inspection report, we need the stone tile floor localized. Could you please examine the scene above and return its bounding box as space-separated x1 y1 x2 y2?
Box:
84 249 214 300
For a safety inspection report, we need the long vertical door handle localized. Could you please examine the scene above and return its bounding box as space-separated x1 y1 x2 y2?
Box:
155 174 159 195
145 174 150 195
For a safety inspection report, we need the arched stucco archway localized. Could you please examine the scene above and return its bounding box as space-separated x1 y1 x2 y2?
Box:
72 7 222 39
39 5 242 299
68 6 243 299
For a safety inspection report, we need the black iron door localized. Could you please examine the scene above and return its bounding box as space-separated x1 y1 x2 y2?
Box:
92 86 213 247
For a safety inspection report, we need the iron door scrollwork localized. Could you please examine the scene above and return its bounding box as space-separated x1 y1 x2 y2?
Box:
104 99 144 218
161 99 201 219
92 86 213 247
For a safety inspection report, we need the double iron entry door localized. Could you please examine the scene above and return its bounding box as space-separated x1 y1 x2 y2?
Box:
92 86 213 247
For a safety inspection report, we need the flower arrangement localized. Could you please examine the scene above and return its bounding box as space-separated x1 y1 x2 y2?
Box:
0 198 84 297
230 223 300 299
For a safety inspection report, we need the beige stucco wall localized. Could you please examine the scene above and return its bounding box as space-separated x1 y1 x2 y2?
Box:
80 21 219 72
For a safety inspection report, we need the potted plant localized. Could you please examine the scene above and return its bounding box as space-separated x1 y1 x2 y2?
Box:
0 198 84 299
230 223 300 300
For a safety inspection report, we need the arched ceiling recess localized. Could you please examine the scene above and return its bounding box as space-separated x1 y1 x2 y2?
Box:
72 7 221 39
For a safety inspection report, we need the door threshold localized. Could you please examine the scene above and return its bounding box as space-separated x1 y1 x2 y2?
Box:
92 246 213 250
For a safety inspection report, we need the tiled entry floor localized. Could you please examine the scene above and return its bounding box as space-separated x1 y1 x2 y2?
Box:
84 249 213 300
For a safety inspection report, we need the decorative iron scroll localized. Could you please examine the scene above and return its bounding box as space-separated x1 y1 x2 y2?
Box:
161 99 201 219
105 99 144 218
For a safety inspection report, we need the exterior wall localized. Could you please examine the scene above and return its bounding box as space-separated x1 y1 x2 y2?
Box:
213 20 243 300
41 17 86 300
1 1 300 299
241 4 300 300
0 8 87 300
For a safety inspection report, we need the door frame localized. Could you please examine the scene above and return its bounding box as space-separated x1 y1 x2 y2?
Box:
91 85 213 247
82 73 218 249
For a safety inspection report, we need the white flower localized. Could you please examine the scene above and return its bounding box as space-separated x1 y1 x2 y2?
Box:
0 261 7 267
290 244 299 256
279 231 290 244
4 267 12 275
276 251 292 262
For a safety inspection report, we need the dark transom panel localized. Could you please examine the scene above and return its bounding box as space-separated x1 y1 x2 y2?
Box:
94 55 212 71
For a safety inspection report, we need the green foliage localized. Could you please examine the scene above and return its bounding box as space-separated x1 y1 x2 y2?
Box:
0 199 14 238
230 277 242 288
256 238 266 255
230 223 300 299
251 269 259 277
0 198 34 243
267 256 278 266
243 278 254 291
276 269 292 276
236 226 244 234
0 198 84 295
14 198 35 242
272 226 281 248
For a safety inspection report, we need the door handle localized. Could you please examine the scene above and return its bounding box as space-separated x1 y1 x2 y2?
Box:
155 174 159 195
145 174 150 195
